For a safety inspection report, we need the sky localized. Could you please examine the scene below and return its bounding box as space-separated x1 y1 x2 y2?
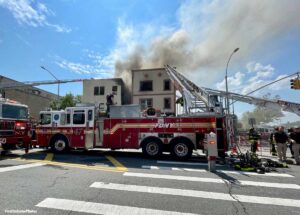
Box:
0 0 300 123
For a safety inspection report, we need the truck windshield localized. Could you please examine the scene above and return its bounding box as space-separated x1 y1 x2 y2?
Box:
1 104 28 119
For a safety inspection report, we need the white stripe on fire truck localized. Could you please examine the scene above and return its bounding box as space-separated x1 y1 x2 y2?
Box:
0 163 45 173
90 182 300 208
106 122 216 134
123 172 300 189
36 198 198 215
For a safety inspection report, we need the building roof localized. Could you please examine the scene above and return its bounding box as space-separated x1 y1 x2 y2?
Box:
131 68 165 72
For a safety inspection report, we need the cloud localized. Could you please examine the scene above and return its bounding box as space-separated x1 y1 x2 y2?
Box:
216 62 289 95
0 0 71 33
55 51 114 77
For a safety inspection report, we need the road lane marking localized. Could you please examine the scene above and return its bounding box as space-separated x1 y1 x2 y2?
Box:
105 155 128 171
123 172 300 189
143 165 293 177
0 163 45 173
7 157 125 173
36 198 198 215
44 153 54 161
157 160 223 166
90 182 300 208
219 170 294 178
142 166 206 172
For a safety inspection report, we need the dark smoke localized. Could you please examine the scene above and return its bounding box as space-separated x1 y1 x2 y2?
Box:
114 0 300 87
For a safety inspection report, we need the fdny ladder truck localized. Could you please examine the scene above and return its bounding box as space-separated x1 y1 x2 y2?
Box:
32 66 300 159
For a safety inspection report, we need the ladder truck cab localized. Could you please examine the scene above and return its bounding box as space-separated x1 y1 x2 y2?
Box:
0 97 32 151
34 104 226 159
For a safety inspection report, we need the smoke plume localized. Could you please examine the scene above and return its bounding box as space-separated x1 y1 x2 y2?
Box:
114 0 300 86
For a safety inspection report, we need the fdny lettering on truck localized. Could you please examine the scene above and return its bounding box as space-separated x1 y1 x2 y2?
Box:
154 123 176 128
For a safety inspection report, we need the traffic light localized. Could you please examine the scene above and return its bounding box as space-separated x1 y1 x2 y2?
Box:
290 78 300 89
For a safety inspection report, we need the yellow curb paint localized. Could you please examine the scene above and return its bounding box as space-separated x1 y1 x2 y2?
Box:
105 155 128 171
5 157 125 173
44 153 54 161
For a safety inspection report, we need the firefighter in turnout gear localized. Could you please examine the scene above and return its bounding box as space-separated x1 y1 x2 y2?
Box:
248 128 260 154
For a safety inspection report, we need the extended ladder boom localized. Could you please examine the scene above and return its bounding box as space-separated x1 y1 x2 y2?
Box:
165 65 213 113
0 79 84 89
165 66 300 116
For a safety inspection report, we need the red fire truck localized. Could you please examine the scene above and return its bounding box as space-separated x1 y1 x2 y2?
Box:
0 98 32 151
33 105 227 159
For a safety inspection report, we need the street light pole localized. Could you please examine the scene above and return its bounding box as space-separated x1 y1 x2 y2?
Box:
40 66 60 109
225 48 239 115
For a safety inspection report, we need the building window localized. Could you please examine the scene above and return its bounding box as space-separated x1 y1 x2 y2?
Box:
94 86 99 95
164 98 171 109
164 79 171 91
99 86 105 95
140 81 153 91
112 86 118 92
140 98 153 110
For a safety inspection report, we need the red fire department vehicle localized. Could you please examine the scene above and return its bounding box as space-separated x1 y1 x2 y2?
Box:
0 97 31 151
34 105 226 159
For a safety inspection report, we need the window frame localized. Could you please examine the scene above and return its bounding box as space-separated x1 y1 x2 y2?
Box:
164 79 171 91
164 97 171 109
94 86 99 95
139 80 153 92
99 86 105 95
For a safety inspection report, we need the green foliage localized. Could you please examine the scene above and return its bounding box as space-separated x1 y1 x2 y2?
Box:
240 94 284 129
50 93 82 110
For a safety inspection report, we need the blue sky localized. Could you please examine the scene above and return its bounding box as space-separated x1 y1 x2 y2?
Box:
0 0 300 122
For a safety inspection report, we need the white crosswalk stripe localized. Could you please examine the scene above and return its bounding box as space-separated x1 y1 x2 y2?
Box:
36 198 198 215
90 182 300 208
157 160 223 166
124 172 300 189
0 163 45 173
141 165 294 177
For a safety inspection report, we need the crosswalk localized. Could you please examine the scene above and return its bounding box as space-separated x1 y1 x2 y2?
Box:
35 161 300 214
141 165 294 177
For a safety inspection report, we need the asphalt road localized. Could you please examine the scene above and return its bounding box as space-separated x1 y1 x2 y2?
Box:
0 148 300 215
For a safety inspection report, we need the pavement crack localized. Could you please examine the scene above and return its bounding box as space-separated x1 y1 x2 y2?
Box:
214 171 250 215
47 172 68 188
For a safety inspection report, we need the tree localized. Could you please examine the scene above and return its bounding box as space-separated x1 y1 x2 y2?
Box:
240 94 284 129
49 93 82 110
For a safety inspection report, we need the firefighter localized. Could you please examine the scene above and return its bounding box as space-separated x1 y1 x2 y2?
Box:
288 128 294 158
269 127 278 156
289 127 300 165
106 92 116 117
273 126 288 162
248 127 260 154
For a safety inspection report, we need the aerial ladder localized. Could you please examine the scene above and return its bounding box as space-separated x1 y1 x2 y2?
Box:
165 65 300 148
165 65 300 116
0 78 84 90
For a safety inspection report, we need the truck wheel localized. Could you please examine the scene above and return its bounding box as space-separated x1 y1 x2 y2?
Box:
142 139 162 158
51 137 69 153
171 141 193 160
